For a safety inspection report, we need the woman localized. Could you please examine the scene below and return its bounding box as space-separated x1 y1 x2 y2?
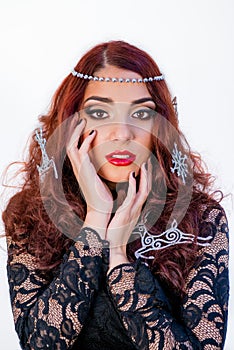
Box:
2 40 229 349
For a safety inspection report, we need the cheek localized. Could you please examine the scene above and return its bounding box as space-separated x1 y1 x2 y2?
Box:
81 118 106 144
82 116 106 135
80 129 100 148
87 134 106 165
138 130 153 151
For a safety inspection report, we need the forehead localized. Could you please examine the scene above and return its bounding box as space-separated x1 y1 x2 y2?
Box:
82 66 152 103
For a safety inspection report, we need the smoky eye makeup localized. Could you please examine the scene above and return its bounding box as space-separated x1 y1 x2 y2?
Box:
84 106 110 120
82 101 157 121
131 108 156 120
84 106 156 121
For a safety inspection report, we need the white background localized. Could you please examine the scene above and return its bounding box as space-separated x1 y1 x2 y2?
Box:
0 0 233 349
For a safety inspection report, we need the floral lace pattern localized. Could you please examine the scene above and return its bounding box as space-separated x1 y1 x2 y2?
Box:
7 228 108 349
107 205 229 349
6 206 229 349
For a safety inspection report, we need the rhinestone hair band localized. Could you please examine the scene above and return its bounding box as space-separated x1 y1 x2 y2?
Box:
71 69 164 83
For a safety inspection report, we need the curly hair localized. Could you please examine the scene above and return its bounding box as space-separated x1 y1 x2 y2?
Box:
2 40 221 297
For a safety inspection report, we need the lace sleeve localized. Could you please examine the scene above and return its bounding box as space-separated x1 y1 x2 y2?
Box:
7 227 108 350
107 207 229 350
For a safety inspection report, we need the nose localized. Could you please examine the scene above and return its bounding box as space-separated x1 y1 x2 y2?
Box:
109 121 134 141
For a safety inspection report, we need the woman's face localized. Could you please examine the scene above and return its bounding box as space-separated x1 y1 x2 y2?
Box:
80 65 156 183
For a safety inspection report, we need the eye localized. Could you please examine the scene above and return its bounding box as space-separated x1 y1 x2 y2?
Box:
85 108 109 119
131 109 155 120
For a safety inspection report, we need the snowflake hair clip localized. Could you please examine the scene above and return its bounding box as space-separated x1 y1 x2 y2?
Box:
132 220 212 260
35 127 58 181
170 143 188 184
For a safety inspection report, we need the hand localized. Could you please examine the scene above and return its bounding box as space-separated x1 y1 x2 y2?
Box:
106 159 152 270
66 114 113 237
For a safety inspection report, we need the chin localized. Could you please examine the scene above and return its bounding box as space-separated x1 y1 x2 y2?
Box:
98 164 139 183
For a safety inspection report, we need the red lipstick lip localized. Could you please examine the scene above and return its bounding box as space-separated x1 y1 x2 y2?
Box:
105 150 136 166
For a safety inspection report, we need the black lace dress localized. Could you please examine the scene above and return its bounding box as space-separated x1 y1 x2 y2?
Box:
6 204 229 349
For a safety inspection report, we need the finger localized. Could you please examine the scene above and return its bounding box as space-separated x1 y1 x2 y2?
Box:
78 130 96 154
137 162 149 200
141 158 152 195
116 171 136 214
66 118 86 153
66 112 81 140
125 171 137 203
147 157 153 193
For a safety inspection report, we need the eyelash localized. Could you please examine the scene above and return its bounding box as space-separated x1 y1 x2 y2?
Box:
132 109 156 120
85 109 109 119
85 108 156 120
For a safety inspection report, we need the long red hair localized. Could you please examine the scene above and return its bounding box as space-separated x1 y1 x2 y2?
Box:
2 40 221 296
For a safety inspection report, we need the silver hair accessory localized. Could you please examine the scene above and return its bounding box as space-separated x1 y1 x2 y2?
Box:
35 127 58 180
172 96 178 117
170 143 188 184
71 69 164 83
132 220 212 260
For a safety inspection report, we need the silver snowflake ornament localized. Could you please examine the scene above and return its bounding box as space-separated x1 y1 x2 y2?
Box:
170 142 188 184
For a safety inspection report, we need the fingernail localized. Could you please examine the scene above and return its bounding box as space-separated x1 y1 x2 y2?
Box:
132 171 136 178
89 130 95 135
144 162 148 171
77 118 83 125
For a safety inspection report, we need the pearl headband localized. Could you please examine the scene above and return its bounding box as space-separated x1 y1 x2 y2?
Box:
71 69 164 83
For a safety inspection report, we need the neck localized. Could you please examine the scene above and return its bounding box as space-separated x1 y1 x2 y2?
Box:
100 176 129 211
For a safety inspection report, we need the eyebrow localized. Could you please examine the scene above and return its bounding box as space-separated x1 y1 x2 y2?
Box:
83 96 155 106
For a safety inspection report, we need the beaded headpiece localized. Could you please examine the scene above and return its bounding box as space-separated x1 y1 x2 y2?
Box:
71 69 164 83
